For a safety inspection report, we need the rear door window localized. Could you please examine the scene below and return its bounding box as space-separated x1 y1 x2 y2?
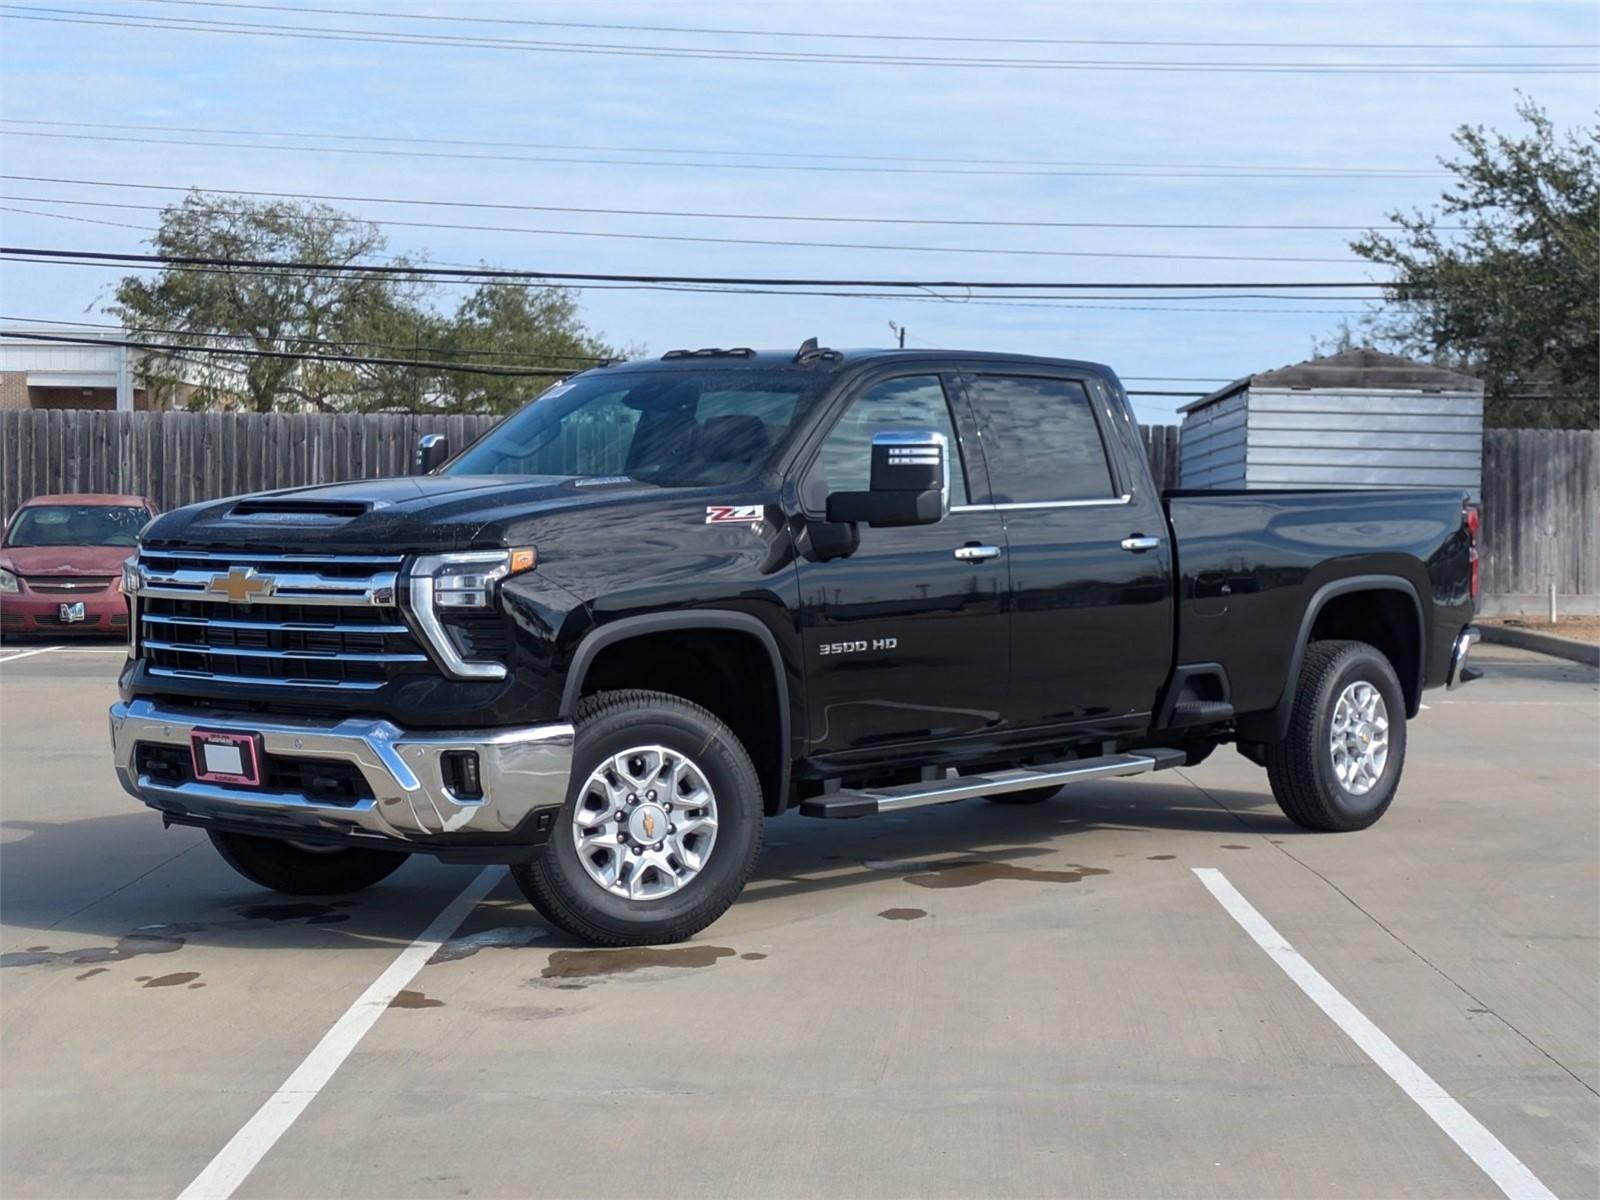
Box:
970 375 1116 503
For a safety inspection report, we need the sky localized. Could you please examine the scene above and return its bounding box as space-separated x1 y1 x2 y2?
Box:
0 0 1596 423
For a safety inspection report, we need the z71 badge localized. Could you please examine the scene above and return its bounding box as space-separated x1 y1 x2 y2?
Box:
705 505 764 527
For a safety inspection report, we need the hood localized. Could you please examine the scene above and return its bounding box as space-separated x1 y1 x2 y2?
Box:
139 474 678 553
0 544 134 576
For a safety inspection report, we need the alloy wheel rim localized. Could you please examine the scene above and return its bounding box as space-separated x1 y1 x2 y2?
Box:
571 744 719 901
1328 680 1389 797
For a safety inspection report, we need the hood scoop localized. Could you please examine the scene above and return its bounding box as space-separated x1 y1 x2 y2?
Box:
227 497 374 523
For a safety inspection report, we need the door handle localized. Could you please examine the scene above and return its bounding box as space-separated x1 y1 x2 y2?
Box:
1120 535 1160 553
954 544 1003 562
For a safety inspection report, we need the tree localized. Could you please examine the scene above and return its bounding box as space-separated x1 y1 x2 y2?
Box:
1343 98 1598 429
111 192 623 413
111 192 431 412
430 282 618 414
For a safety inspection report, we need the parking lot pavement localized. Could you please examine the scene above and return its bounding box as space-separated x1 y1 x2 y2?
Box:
1 643 1595 1199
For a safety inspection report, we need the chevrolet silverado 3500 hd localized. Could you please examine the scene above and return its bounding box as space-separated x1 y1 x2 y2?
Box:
110 343 1481 944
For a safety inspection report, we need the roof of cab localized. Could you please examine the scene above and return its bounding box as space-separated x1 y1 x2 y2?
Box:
590 346 1119 378
16 492 154 507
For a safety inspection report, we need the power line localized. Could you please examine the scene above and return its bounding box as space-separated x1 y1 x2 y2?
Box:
0 175 1440 233
0 329 574 376
3 7 1594 74
0 195 1366 265
1 253 1381 313
114 0 1600 51
0 128 1460 182
0 315 611 364
1 246 1393 291
0 119 1449 177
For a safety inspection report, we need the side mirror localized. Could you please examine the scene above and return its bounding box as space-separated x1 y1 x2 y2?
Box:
826 430 949 528
414 433 450 474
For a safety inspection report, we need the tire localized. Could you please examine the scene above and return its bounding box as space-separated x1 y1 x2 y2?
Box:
986 786 1058 805
208 831 406 895
512 690 763 947
1264 639 1407 832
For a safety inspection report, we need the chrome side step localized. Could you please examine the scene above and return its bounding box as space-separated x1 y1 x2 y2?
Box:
798 747 1187 819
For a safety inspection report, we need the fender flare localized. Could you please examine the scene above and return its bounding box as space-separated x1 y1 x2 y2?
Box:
559 610 792 808
1254 574 1425 741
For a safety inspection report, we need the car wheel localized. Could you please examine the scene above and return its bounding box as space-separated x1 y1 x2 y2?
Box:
512 690 763 947
1264 640 1407 832
208 831 406 894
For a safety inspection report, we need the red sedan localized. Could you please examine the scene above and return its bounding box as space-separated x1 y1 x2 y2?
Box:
0 494 156 637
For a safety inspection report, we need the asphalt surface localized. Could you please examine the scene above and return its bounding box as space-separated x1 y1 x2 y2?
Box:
1 641 1595 1199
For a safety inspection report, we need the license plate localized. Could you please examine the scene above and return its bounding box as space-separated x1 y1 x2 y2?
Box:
59 601 85 623
189 730 264 787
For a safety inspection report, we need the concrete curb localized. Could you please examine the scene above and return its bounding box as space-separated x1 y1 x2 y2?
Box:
1479 623 1600 667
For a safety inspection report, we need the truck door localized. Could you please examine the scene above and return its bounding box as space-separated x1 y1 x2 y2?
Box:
963 370 1173 733
794 371 1010 756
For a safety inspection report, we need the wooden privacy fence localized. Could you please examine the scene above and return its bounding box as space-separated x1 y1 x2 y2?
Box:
1480 429 1598 598
2 411 1592 598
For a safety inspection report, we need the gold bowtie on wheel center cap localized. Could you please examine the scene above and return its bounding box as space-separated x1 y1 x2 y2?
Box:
628 804 669 845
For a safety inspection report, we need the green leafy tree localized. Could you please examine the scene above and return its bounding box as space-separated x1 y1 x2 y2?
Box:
111 192 429 412
431 282 619 414
1343 98 1598 429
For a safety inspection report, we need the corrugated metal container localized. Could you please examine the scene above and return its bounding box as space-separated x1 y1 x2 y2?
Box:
1178 348 1484 500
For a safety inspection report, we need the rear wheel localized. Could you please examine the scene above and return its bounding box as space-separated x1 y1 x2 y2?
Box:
1264 640 1407 831
208 831 405 895
513 690 763 946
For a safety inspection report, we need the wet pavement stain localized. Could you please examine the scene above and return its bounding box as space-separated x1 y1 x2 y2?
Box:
143 972 199 988
390 989 444 1009
430 926 548 965
25 945 47 952
541 945 736 980
878 908 928 921
903 862 1110 890
236 902 352 922
1147 854 1176 861
740 952 768 960
75 967 108 981
188 982 205 989
1220 844 1250 850
1 932 186 969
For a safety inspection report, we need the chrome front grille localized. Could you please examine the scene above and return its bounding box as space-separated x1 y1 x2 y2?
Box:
132 550 430 690
26 575 116 594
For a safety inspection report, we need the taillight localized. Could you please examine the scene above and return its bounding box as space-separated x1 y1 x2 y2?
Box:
1464 504 1481 601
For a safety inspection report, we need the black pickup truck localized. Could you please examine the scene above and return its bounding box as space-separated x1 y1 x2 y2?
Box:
110 343 1481 944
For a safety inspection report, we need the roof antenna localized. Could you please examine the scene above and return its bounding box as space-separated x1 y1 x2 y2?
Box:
793 336 819 363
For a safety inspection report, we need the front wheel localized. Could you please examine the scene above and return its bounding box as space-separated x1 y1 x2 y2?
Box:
208 831 406 895
513 690 763 946
1264 639 1407 831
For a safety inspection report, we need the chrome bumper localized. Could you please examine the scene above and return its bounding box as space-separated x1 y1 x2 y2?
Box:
109 699 573 846
1447 625 1481 689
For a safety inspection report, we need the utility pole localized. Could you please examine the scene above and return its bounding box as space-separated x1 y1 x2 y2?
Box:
888 321 906 349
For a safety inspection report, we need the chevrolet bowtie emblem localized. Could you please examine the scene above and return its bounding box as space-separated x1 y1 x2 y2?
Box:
208 566 275 604
642 811 656 840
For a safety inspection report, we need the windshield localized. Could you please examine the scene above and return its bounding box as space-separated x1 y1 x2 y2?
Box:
4 504 147 548
445 367 830 486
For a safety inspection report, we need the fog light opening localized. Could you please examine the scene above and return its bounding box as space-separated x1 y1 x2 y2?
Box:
441 750 483 800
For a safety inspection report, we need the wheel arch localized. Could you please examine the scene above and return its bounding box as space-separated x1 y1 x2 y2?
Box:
1241 575 1425 742
560 610 792 815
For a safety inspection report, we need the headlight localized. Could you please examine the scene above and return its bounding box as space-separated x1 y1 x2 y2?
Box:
405 549 535 679
118 558 140 595
0 567 18 595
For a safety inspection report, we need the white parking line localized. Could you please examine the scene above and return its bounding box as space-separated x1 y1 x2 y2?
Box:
1194 868 1556 1200
0 645 63 662
177 866 502 1200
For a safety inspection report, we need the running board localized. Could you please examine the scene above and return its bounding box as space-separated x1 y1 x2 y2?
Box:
798 747 1187 819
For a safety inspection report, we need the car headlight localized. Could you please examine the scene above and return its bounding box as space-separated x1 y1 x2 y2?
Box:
405 549 535 679
0 567 18 595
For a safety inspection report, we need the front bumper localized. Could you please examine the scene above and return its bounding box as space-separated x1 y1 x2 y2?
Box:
110 699 573 859
2 589 126 633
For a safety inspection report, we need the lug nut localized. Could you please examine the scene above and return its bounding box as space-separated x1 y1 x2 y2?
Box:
646 790 656 802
